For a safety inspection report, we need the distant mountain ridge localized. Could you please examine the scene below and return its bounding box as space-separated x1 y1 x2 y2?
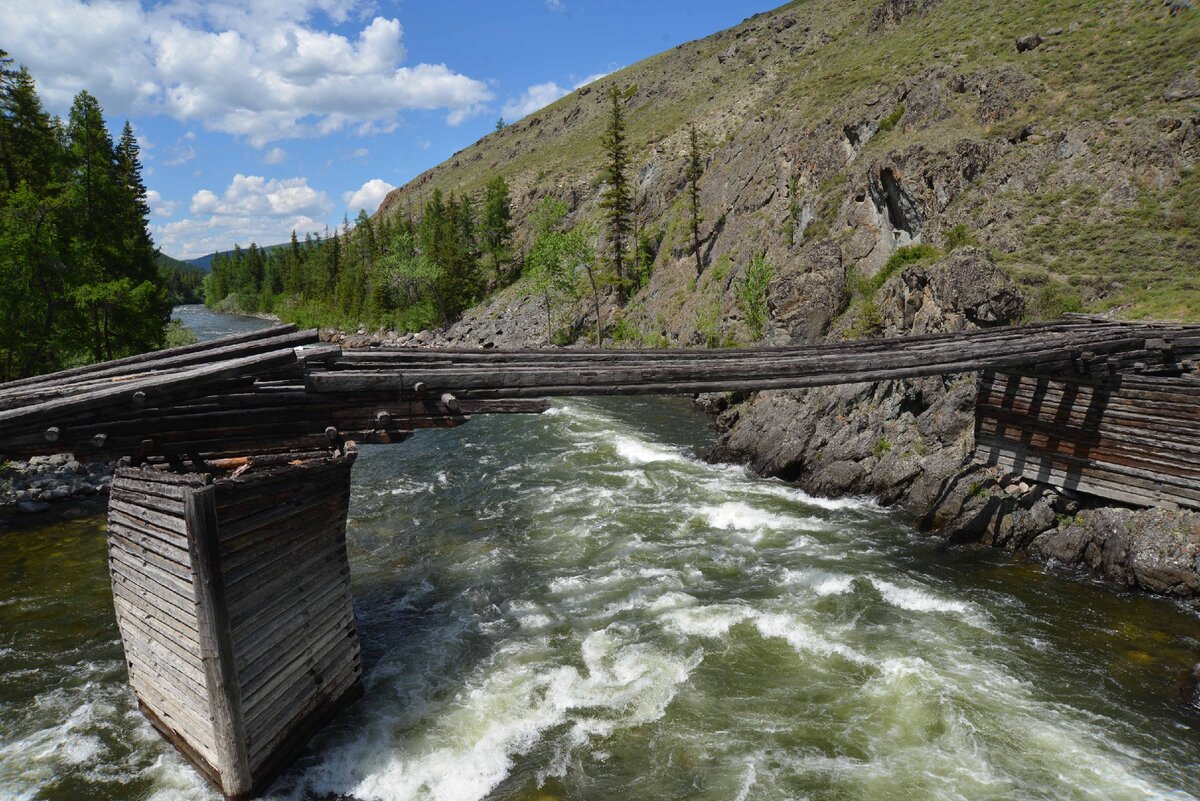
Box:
182 242 290 272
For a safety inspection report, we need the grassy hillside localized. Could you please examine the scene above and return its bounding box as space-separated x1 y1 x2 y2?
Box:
376 0 1199 343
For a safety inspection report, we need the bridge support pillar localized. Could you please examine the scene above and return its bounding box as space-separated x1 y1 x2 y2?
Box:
106 453 361 799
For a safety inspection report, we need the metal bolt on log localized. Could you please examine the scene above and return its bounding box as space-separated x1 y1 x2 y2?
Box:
91 433 107 448
325 426 339 441
44 426 60 442
441 393 460 412
132 390 147 406
375 411 391 427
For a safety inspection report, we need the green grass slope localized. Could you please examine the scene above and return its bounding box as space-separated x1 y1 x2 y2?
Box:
377 0 1200 337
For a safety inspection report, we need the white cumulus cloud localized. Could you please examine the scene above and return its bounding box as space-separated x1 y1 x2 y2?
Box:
343 178 397 214
263 147 287 165
5 0 493 146
155 173 332 258
502 81 570 121
145 189 178 217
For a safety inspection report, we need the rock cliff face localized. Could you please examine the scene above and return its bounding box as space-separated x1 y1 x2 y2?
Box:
364 1 1200 598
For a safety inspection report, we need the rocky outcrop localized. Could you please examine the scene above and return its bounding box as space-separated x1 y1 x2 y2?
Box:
1029 508 1200 596
712 247 1016 496
869 0 942 31
766 240 847 342
881 247 1024 331
712 248 1200 599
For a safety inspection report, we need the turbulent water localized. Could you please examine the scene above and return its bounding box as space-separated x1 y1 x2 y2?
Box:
2 308 1199 801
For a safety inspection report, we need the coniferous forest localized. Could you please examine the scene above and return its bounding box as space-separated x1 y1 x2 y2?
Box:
204 178 519 334
0 52 176 381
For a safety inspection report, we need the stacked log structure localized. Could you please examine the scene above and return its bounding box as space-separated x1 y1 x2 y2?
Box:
109 455 361 798
976 370 1200 509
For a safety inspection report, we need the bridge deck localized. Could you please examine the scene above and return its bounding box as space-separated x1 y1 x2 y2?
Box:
0 317 1197 463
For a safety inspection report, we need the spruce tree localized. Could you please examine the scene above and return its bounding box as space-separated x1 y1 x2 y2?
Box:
1 64 59 194
113 119 168 351
66 91 125 358
481 175 513 285
599 85 631 304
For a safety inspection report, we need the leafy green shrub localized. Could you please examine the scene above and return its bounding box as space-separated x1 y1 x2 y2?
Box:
697 298 723 348
944 224 980 252
872 435 892 458
736 254 774 341
163 318 198 348
877 104 905 133
847 296 884 338
1031 281 1084 319
850 243 940 298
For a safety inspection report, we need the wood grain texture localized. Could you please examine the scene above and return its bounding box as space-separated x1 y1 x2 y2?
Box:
974 371 1200 509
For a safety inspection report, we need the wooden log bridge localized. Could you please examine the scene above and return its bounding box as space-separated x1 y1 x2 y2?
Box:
2 317 1199 798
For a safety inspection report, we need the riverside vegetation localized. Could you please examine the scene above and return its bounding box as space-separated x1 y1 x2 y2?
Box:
0 51 200 381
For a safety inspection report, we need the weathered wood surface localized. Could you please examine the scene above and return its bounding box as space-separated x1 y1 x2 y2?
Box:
975 370 1200 509
213 454 361 787
0 324 301 393
107 468 223 785
107 456 362 800
2 317 1198 463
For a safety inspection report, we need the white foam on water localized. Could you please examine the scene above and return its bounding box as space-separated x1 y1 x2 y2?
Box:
0 675 217 801
705 467 877 512
814 575 856 596
733 761 758 801
385 479 435 497
844 647 1200 801
697 502 821 547
752 611 870 665
507 600 557 631
613 435 688 465
777 568 856 597
295 628 700 801
869 578 991 629
661 603 754 638
595 589 698 621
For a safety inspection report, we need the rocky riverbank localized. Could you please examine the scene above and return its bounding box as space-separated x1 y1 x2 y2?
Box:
1 454 114 513
337 247 1200 603
709 249 1200 599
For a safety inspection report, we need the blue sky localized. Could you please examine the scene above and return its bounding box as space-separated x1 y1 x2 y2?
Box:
6 0 778 259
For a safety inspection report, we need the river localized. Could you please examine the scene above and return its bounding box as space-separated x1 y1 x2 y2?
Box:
1 306 1198 801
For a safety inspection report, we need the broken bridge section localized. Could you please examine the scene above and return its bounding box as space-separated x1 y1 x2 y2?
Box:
2 316 1199 798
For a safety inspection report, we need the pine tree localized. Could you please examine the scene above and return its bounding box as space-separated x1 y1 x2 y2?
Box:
66 90 126 359
0 54 68 377
686 123 705 276
599 85 631 304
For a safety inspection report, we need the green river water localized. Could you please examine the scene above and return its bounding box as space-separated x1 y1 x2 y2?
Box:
1 308 1198 801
